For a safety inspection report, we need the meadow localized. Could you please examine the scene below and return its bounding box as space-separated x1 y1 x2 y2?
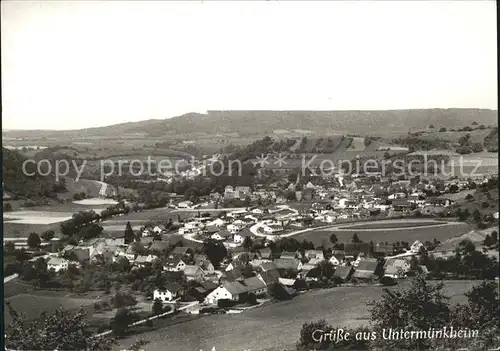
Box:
295 222 472 247
337 221 445 230
116 280 481 351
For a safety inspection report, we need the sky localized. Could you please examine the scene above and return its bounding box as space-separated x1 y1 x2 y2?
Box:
1 1 497 130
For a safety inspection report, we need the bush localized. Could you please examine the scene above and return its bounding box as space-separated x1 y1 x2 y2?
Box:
439 127 447 132
111 292 137 309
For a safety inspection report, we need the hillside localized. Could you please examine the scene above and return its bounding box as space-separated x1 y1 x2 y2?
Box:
2 148 67 199
3 109 497 139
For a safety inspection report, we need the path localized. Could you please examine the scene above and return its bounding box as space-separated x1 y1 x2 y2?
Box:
93 301 199 339
4 274 19 283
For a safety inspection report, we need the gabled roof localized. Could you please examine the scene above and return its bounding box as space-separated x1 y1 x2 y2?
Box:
214 229 232 238
273 258 301 271
384 258 410 275
71 248 90 262
184 265 203 276
199 281 218 291
334 265 354 280
259 262 278 272
47 257 68 266
236 228 254 238
259 269 280 285
162 282 184 294
164 256 184 268
280 251 297 259
171 247 191 256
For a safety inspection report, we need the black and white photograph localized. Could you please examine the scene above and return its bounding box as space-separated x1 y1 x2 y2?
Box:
2 1 499 350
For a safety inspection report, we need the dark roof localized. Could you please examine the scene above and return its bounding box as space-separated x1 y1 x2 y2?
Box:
356 259 379 272
259 262 278 272
163 282 184 294
280 251 297 259
171 247 191 256
237 228 254 238
71 248 90 262
259 269 280 285
334 265 354 280
199 281 218 291
392 199 409 206
215 229 232 238
384 258 410 275
273 258 301 271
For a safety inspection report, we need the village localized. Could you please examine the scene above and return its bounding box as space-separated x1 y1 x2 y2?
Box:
10 166 496 334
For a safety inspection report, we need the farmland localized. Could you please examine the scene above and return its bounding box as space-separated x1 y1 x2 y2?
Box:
116 280 482 351
337 221 445 230
295 221 471 247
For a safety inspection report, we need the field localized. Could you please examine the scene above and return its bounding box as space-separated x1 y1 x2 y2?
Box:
295 221 471 247
4 292 97 325
116 281 481 351
3 211 74 225
337 221 444 230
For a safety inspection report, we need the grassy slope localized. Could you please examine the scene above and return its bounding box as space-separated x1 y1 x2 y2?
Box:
116 281 480 351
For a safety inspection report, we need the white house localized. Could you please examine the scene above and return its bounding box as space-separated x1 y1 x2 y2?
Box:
153 284 183 302
205 285 236 305
163 258 187 272
134 254 158 268
47 257 69 272
211 229 233 241
304 250 325 261
328 255 342 266
226 224 240 234
251 208 263 215
208 218 226 228
183 265 205 282
410 240 425 254
263 224 283 234
177 201 193 209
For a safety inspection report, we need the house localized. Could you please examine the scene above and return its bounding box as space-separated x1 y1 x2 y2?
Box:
392 199 415 211
251 208 264 215
103 232 125 247
177 201 193 209
263 224 283 234
114 245 135 262
410 240 425 254
273 258 303 271
183 265 205 282
256 248 273 261
257 269 280 286
384 258 411 279
153 225 166 234
224 185 235 195
205 277 268 305
234 186 252 198
134 254 158 268
352 259 381 281
208 218 226 228
47 257 69 272
333 265 354 282
170 247 193 260
426 197 453 207
328 254 344 266
69 248 91 263
211 229 233 241
226 224 240 234
194 255 215 274
153 283 184 302
304 250 324 261
233 228 254 244
259 261 279 272
373 243 394 256
148 241 171 254
344 243 371 256
280 251 300 260
163 257 187 272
